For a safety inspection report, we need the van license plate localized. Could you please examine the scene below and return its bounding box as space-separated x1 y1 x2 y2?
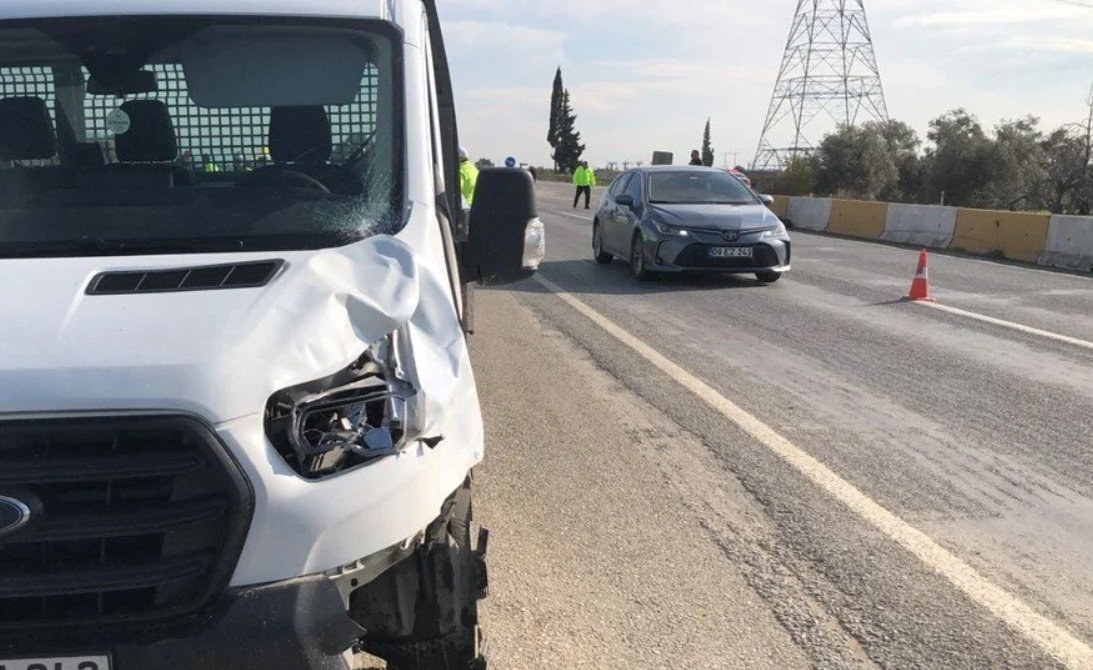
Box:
709 247 752 259
0 656 111 670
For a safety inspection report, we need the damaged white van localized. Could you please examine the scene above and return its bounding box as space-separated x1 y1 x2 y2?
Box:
0 1 542 669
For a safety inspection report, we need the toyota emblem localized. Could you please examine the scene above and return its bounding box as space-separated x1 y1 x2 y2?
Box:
723 231 740 242
0 495 31 538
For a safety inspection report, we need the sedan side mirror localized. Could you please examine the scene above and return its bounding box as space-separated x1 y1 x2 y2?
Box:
462 168 545 286
615 194 635 208
758 194 775 206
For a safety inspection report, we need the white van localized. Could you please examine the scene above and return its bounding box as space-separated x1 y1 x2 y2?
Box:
0 1 542 668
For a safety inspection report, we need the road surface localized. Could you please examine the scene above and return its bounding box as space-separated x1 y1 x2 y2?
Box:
465 181 1093 669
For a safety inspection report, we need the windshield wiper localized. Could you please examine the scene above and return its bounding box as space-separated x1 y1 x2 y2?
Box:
0 237 246 258
76 237 247 254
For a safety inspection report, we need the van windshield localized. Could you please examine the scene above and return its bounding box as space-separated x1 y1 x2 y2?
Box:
0 16 401 258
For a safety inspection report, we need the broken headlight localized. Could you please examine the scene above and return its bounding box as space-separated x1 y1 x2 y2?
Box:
264 333 433 479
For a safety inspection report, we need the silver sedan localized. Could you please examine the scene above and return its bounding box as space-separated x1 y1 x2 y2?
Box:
592 166 791 282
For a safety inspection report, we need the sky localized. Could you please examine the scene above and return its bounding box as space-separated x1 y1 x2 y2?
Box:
434 0 1093 170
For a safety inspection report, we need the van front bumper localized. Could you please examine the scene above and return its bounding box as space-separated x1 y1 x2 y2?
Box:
0 576 364 670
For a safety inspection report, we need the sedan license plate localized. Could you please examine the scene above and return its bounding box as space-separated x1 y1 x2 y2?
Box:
0 656 111 670
709 247 753 259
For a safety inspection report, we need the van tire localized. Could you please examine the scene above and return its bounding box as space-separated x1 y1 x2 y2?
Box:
356 479 488 669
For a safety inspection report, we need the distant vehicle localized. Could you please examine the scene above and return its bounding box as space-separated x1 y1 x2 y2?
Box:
593 166 790 283
722 167 752 189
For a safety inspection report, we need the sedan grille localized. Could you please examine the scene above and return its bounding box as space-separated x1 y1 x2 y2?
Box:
0 416 252 629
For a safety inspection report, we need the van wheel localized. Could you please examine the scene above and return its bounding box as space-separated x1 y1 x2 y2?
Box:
357 479 488 670
756 271 783 284
593 221 613 264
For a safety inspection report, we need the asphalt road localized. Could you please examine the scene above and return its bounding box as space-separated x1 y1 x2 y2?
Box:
466 181 1093 669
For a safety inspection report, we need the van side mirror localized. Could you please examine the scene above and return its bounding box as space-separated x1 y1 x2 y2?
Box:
615 194 634 208
758 194 774 206
462 168 545 286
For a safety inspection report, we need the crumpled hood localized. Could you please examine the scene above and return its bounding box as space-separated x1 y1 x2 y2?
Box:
0 235 422 422
647 203 779 231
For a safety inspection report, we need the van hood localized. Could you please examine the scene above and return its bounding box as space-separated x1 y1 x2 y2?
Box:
647 203 779 231
0 235 423 422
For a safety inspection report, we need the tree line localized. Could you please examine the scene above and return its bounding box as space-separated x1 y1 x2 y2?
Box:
773 89 1093 214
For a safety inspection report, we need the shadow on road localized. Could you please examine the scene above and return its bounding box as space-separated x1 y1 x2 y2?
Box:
487 259 774 296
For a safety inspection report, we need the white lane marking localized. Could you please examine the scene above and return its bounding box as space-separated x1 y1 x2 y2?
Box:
919 302 1093 353
543 209 592 222
533 274 1093 669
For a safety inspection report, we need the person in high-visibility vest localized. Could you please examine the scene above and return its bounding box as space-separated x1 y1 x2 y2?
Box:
458 147 478 208
201 154 220 173
572 161 596 210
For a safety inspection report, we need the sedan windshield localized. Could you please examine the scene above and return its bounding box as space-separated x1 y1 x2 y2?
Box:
0 16 400 258
648 170 757 205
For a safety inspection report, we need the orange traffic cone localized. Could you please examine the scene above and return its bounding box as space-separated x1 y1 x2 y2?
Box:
905 249 935 302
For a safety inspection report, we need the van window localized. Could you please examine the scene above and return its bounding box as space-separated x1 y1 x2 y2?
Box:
0 16 401 258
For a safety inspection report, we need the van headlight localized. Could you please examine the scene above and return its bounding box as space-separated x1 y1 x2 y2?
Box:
523 217 546 270
264 332 434 479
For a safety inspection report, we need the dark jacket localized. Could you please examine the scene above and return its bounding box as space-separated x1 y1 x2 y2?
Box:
689 156 703 166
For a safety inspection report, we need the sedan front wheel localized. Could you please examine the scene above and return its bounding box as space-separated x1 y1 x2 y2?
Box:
630 233 654 282
756 271 783 284
593 221 613 264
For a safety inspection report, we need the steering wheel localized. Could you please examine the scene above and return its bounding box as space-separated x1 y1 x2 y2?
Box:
240 167 331 194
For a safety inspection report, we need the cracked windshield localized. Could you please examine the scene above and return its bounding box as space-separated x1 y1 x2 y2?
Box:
0 16 398 258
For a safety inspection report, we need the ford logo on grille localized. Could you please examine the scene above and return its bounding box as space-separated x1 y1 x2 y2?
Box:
723 231 740 242
0 495 31 537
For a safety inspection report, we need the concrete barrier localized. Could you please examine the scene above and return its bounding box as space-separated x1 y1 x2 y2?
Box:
769 195 790 219
786 197 832 232
828 199 888 239
882 203 959 248
1040 215 1093 272
952 209 1050 263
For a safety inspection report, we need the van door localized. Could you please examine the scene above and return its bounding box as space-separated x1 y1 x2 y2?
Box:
421 0 475 332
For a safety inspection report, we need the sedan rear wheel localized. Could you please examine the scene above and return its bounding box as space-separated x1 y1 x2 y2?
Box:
630 233 654 281
593 221 613 264
756 271 783 284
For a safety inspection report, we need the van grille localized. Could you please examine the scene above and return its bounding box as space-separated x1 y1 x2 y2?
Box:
0 416 252 628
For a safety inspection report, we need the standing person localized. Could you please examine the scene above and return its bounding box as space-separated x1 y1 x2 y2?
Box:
458 146 478 208
572 160 596 209
689 150 703 166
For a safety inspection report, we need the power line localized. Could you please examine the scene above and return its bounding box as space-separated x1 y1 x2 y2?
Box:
1043 0 1093 8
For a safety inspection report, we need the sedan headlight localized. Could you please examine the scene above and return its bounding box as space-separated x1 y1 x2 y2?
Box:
265 331 433 479
653 221 689 237
761 221 787 238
